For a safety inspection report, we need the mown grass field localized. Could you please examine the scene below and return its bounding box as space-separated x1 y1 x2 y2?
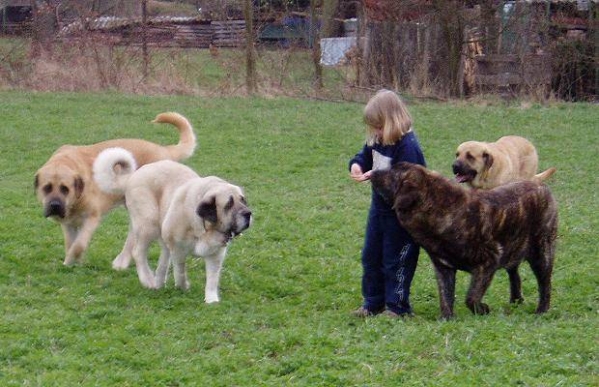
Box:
0 92 597 386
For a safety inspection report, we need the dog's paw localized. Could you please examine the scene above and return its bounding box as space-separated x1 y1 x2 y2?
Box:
64 247 85 266
63 257 77 266
534 304 550 314
471 302 490 315
138 276 157 290
439 313 455 321
174 279 191 291
112 255 131 270
112 262 129 271
154 278 167 289
204 289 220 304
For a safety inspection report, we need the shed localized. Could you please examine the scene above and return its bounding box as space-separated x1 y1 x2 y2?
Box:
1 0 32 33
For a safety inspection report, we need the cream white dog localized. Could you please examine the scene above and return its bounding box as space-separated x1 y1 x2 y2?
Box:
93 148 252 303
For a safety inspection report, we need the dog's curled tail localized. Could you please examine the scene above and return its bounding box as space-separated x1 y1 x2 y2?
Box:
93 147 137 195
534 167 557 183
153 112 197 161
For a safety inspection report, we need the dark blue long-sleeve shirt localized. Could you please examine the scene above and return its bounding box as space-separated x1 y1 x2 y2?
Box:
349 131 426 211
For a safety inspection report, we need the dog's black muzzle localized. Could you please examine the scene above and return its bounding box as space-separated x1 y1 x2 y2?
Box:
225 210 253 243
44 198 66 219
241 210 252 230
452 161 476 183
452 161 465 176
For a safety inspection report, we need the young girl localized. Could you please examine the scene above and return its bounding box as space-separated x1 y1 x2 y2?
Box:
349 89 426 318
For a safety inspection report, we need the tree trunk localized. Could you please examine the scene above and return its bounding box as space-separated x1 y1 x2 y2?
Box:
141 0 148 79
434 0 465 97
243 0 258 95
30 0 58 57
310 0 323 91
321 0 338 38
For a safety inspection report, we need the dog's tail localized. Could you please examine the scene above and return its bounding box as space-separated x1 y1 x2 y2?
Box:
534 167 557 183
93 147 137 195
153 112 196 161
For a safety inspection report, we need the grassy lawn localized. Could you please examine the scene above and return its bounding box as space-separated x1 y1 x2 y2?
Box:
0 92 597 386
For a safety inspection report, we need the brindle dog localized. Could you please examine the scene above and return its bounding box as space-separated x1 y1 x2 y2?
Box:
371 162 558 319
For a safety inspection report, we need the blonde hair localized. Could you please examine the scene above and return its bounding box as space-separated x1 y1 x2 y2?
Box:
364 89 413 146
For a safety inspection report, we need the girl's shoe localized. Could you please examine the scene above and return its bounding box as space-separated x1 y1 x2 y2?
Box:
382 309 414 319
351 306 384 318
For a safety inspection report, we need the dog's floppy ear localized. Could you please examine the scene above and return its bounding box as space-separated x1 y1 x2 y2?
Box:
482 151 494 170
371 170 394 203
74 176 85 198
197 196 218 224
393 167 421 210
34 174 39 191
394 193 419 210
224 195 234 212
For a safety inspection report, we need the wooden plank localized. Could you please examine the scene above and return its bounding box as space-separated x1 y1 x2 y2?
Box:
475 73 522 86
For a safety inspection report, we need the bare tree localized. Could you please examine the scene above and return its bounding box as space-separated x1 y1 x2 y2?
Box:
310 0 323 90
432 0 466 97
30 0 58 56
141 0 149 79
243 0 257 94
321 0 339 38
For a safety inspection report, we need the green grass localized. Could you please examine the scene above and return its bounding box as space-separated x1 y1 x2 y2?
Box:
0 91 597 386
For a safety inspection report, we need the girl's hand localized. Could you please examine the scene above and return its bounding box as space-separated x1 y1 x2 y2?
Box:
350 164 372 182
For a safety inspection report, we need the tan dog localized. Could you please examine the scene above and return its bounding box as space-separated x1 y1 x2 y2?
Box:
452 135 556 189
93 148 252 303
34 112 196 266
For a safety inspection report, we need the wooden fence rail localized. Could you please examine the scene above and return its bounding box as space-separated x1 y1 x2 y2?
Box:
58 18 246 49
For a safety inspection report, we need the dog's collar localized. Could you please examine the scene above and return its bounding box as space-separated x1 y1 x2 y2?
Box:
225 230 244 244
